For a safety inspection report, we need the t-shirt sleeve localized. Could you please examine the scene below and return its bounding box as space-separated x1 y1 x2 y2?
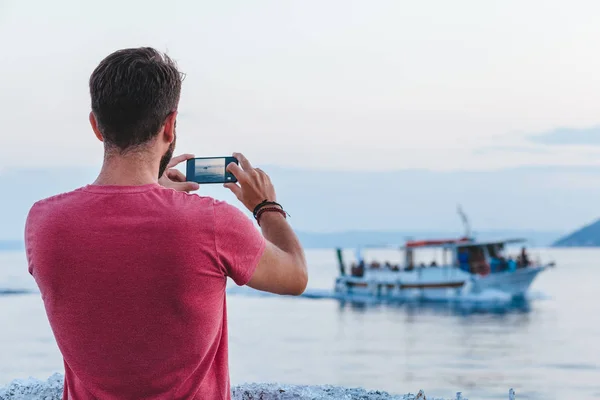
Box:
24 202 42 276
24 206 35 276
213 200 266 286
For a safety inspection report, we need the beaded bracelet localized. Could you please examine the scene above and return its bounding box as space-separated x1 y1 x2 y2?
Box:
255 207 288 226
252 200 284 218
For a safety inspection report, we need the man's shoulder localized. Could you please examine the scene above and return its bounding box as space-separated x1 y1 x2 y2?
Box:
25 187 88 237
160 189 218 210
28 187 87 214
210 198 250 220
164 190 244 215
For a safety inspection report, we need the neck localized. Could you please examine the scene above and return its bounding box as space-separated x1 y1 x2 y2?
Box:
94 148 160 186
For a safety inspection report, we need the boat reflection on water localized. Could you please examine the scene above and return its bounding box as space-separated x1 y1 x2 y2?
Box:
335 294 534 316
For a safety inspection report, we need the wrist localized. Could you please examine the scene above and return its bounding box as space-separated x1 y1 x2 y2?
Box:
255 205 289 226
257 209 287 225
252 200 282 218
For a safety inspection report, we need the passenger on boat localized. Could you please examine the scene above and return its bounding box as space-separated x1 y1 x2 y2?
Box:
490 257 500 273
518 247 530 268
471 249 490 275
478 261 491 275
351 260 365 277
457 249 470 272
490 256 509 273
507 256 517 272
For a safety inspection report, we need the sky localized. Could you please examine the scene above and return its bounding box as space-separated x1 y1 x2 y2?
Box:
1 1 600 237
2 0 600 173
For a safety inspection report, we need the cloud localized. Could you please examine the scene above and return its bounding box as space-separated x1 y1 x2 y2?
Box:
529 126 600 146
474 145 551 156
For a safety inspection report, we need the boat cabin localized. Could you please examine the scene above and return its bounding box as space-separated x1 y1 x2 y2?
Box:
338 237 535 278
404 237 532 275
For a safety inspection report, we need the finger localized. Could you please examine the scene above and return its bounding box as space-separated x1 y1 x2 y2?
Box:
255 168 270 183
226 162 247 181
254 167 266 182
174 181 199 192
255 167 268 178
167 169 187 182
232 152 252 171
167 153 195 169
223 182 242 199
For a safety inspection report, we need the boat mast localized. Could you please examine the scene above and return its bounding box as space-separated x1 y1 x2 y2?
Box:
457 205 471 238
336 248 346 276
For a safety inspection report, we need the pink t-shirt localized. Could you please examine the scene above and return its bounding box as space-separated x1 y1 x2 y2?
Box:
25 183 266 400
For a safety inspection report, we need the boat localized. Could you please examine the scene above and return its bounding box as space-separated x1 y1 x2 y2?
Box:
333 209 555 301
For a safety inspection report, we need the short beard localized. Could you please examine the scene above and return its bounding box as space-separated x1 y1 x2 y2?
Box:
158 136 176 179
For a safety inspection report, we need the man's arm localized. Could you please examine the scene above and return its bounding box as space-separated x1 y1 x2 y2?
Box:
248 212 307 295
224 153 307 296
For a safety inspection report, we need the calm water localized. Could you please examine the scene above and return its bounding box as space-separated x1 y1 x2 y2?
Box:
0 248 599 399
192 159 227 183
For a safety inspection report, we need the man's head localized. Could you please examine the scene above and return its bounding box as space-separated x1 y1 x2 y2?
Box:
89 47 183 177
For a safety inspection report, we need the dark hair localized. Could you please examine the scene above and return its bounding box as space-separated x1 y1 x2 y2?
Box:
89 47 183 151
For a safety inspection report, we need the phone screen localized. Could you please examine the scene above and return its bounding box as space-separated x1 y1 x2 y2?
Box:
186 157 238 184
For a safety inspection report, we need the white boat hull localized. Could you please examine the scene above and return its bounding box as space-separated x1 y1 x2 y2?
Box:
468 267 544 297
334 265 547 301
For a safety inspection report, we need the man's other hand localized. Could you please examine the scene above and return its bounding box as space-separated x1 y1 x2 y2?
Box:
224 152 276 212
159 154 200 193
224 152 307 296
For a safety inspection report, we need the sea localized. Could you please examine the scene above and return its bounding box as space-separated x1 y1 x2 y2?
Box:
0 247 599 400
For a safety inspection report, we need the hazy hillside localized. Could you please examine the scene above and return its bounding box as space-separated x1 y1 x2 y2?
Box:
553 219 600 247
297 230 562 248
1 230 561 253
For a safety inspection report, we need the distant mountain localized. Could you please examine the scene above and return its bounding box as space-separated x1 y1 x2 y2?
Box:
1 230 561 253
297 231 416 249
298 230 563 249
553 219 600 247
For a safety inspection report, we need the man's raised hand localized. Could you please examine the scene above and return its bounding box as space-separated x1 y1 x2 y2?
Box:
159 153 200 193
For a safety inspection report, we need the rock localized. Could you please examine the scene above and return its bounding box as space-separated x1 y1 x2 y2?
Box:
0 374 523 400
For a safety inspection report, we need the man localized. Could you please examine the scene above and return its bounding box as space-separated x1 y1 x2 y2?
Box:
24 47 307 400
457 249 469 272
520 246 530 267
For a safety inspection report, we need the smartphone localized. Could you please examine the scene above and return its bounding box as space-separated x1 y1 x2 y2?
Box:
186 156 238 184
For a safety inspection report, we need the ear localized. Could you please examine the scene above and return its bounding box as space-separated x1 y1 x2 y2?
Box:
89 112 104 142
163 111 178 144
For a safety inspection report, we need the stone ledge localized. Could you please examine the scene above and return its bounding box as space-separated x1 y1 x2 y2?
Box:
0 373 517 400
